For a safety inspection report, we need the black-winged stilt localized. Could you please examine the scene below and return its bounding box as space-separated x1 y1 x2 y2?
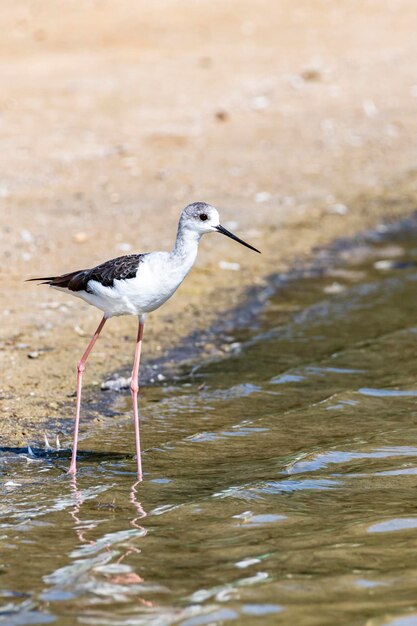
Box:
28 202 261 479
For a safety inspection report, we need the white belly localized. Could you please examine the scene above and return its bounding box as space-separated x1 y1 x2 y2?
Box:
64 252 192 318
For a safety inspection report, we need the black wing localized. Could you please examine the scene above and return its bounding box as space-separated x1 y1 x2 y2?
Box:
27 254 145 292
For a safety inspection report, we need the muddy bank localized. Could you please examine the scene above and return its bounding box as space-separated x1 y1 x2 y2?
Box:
1 0 417 443
2 181 417 447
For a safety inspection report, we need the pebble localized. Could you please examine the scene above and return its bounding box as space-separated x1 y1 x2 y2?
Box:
251 96 270 111
374 259 395 271
363 99 378 118
323 282 345 295
73 232 89 244
215 110 229 122
27 351 40 359
116 242 132 252
20 229 34 243
255 191 271 203
301 66 322 82
219 261 241 271
328 203 348 215
101 376 131 391
235 557 261 569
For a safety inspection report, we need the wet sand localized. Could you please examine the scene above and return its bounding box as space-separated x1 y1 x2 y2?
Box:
1 0 417 444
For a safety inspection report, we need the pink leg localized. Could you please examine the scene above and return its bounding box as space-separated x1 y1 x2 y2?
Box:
131 318 144 479
69 316 107 475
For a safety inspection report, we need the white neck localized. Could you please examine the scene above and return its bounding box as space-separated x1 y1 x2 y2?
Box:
170 225 201 271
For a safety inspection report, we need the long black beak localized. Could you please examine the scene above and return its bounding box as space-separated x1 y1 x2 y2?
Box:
215 224 261 254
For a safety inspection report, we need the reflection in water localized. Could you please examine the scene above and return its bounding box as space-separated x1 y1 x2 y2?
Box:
129 480 147 530
67 476 152 607
4 224 417 624
69 476 97 547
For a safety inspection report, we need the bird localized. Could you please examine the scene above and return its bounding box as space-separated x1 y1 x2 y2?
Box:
27 202 261 479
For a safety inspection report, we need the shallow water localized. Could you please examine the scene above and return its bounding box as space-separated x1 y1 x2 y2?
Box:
4 223 417 625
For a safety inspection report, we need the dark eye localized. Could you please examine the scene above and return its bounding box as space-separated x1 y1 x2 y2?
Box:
200 213 208 221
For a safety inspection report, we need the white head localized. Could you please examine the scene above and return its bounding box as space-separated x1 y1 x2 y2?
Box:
180 202 220 234
179 202 261 253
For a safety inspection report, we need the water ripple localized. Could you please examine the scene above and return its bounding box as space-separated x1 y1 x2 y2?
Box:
285 447 417 475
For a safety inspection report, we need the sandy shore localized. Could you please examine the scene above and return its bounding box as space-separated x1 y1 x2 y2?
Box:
1 0 417 445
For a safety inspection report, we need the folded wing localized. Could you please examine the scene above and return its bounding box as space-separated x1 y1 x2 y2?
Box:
27 254 145 292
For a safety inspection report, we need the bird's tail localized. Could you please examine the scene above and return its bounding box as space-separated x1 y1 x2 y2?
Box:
26 270 84 288
25 276 56 285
